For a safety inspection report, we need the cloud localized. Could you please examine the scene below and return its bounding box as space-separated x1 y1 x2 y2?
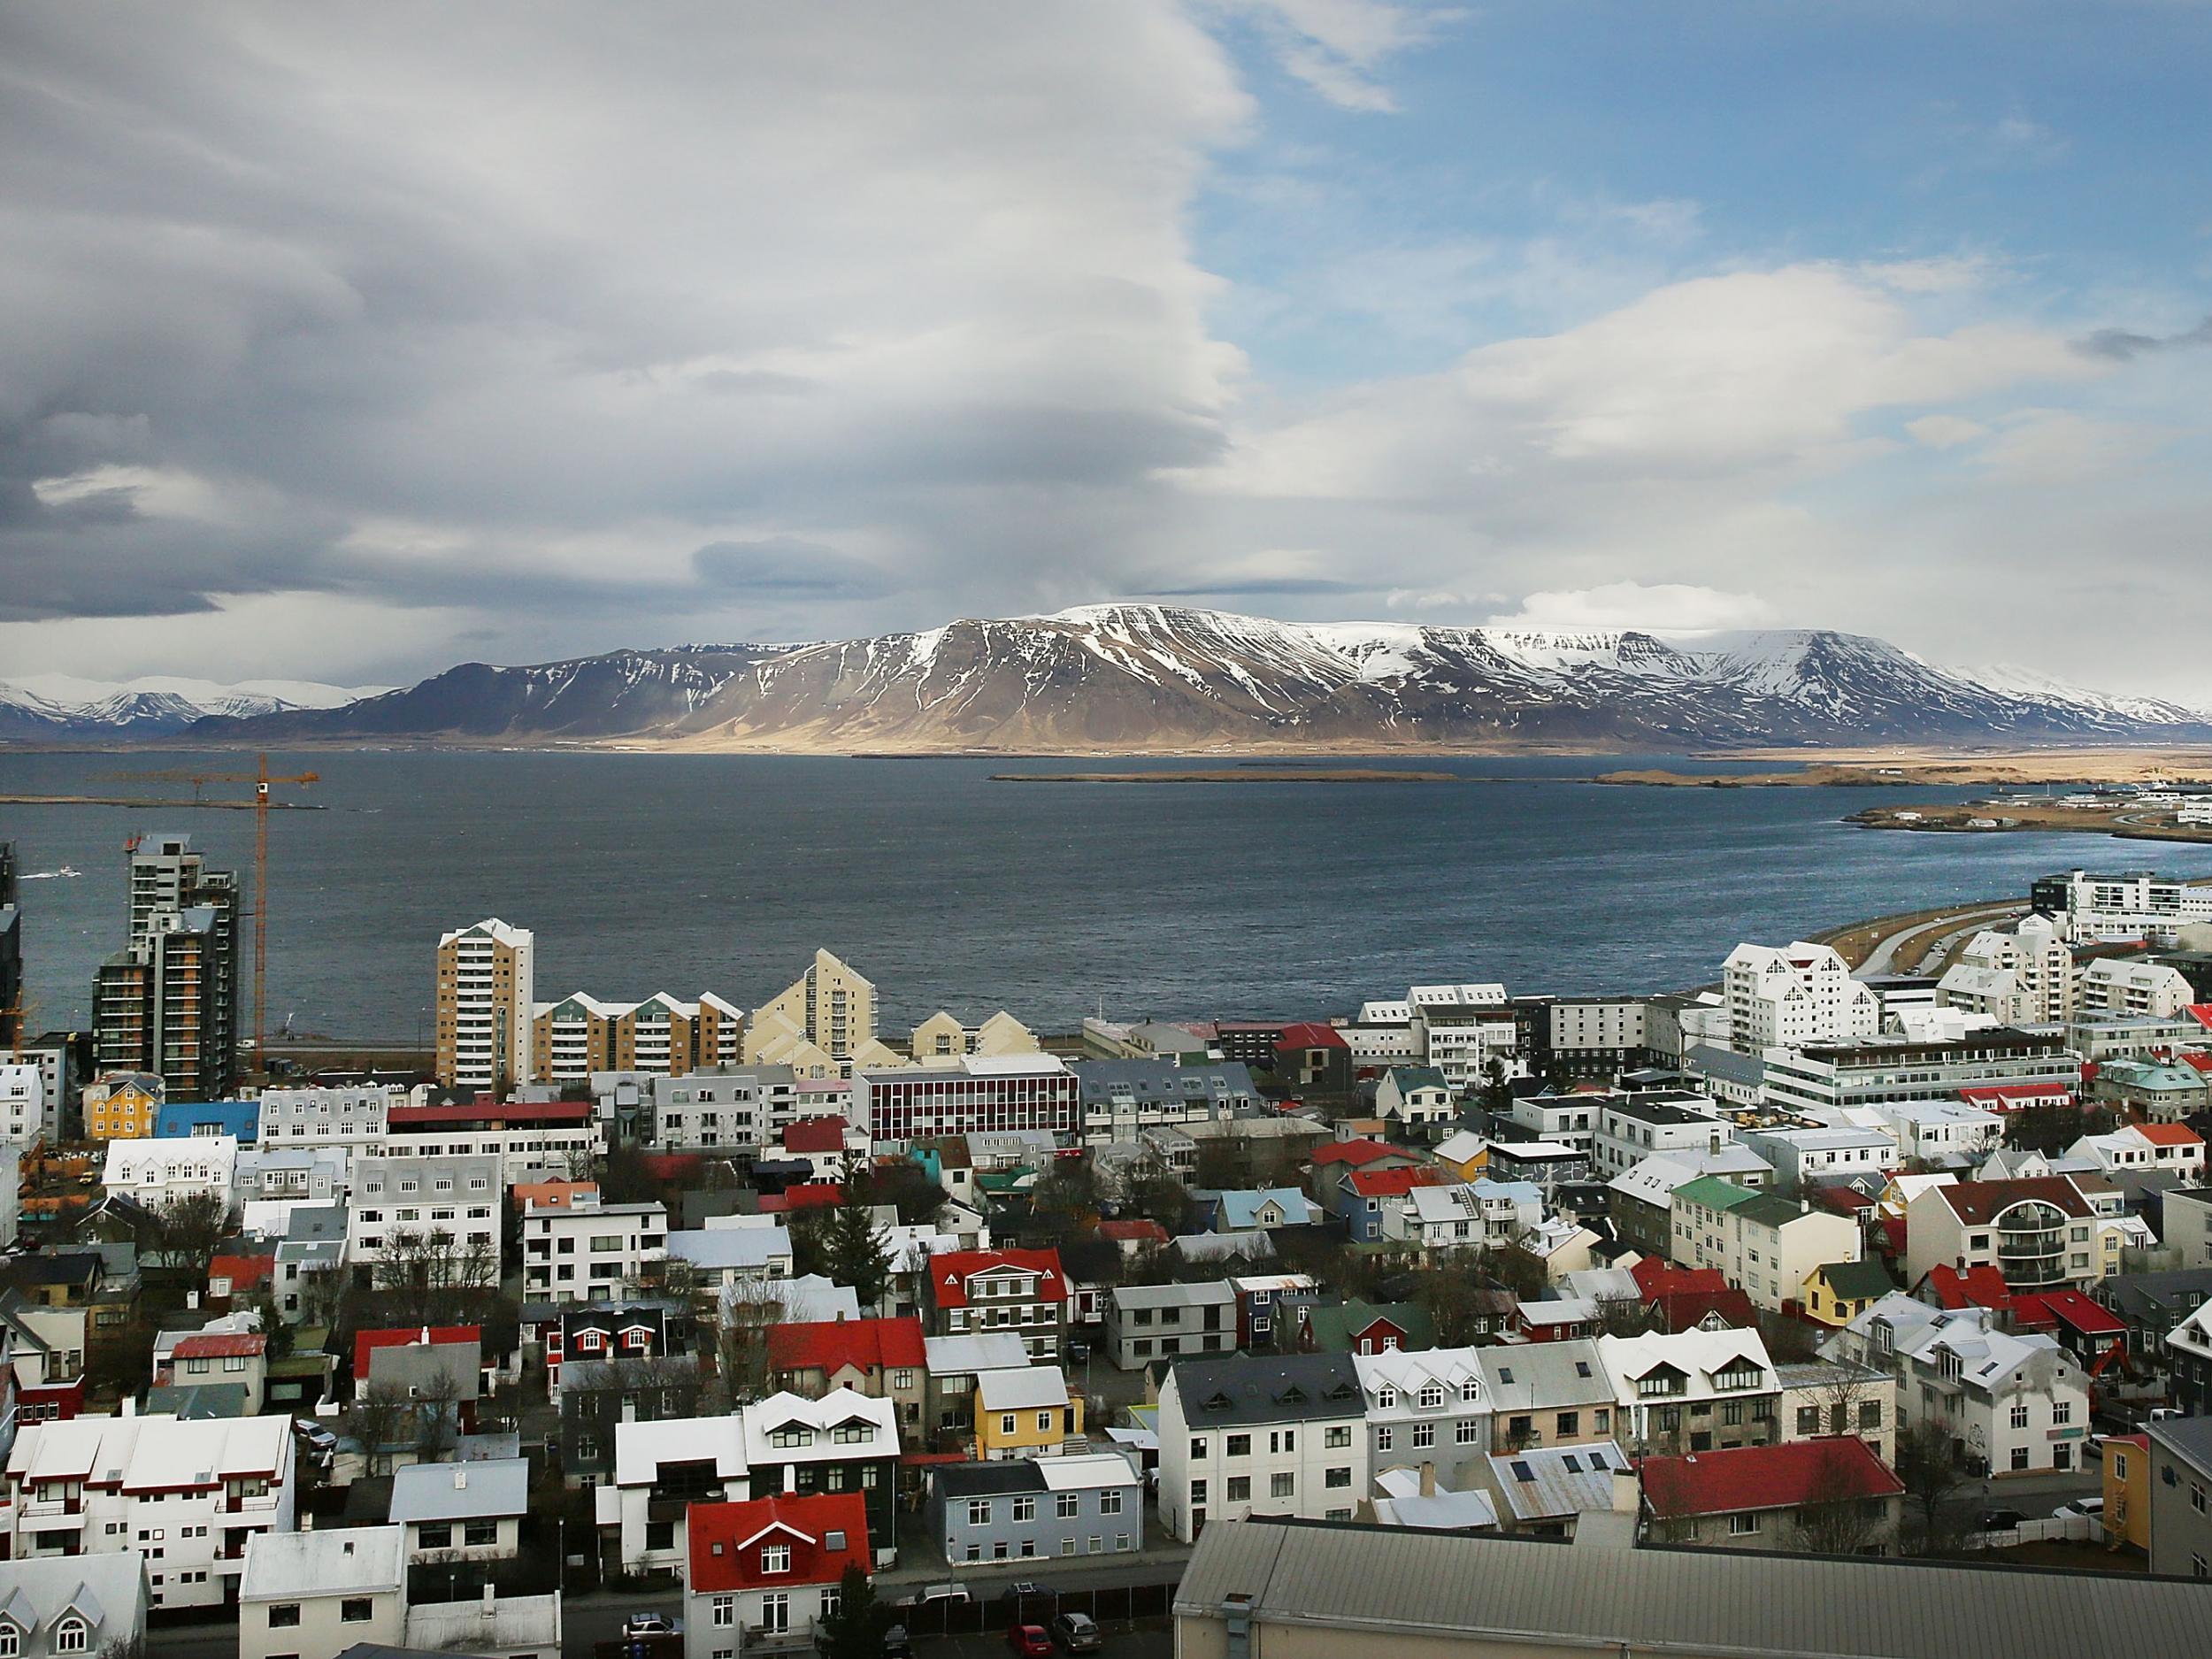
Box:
1905 414 1988 449
692 538 897 598
2074 314 2212 361
1484 582 1777 635
1214 0 1459 111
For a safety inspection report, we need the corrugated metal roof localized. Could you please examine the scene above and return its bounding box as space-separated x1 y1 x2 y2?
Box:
1175 1519 2212 1657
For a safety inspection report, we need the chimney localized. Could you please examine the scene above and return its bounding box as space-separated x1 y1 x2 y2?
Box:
1418 1462 1436 1498
483 1583 497 1617
455 1469 468 1490
1222 1594 1255 1659
1611 1468 1640 1516
419 1325 432 1345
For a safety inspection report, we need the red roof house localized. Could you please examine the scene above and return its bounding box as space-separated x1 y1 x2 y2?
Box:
928 1248 1069 1343
1640 1439 1902 1536
759 1182 844 1214
767 1317 927 1394
783 1117 849 1156
1915 1263 2016 1317
1310 1140 1409 1170
355 1324 481 1379
206 1251 275 1301
687 1492 871 1627
1344 1167 1446 1200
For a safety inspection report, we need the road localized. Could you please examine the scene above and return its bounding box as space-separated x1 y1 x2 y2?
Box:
1855 902 2025 978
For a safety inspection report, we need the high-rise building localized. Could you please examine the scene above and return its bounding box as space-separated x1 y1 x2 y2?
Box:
435 918 535 1091
1721 941 1878 1055
528 989 745 1086
90 834 239 1102
744 948 882 1076
0 841 21 1052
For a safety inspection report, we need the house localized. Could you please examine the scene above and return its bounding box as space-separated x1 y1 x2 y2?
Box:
1384 1179 1540 1256
1354 1347 1490 1481
1295 1299 1434 1357
520 1196 666 1304
765 1317 926 1433
1776 1358 1895 1464
664 1224 795 1293
1199 1187 1320 1234
356 1324 486 1398
681 1492 871 1659
739 1390 901 1566
1365 1464 1500 1533
920 1332 1032 1439
1473 1340 1616 1455
926 1248 1068 1363
592 1416 749 1579
2166 1294 2212 1416
1156 1353 1369 1542
1336 1167 1445 1243
1105 1281 1234 1371
1593 1094 1730 1181
1596 1329 1781 1457
1904 1178 2110 1294
1518 1217 1601 1282
240 1525 408 1659
1308 1139 1423 1213
1096 1217 1169 1260
1669 1176 1862 1313
1831 1294 2091 1476
2102 1430 2151 1552
1607 1148 1772 1256
1269 1023 1354 1104
2146 1416 2212 1578
1430 1129 1488 1181
1875 1098 2003 1165
1230 1273 1317 1352
0 1294 86 1425
388 1456 528 1564
154 1328 268 1414
1640 1438 1902 1552
82 1072 163 1142
1801 1259 1895 1329
545 1300 690 1403
0 1553 149 1659
2070 1122 2206 1180
100 1133 238 1206
3 1412 295 1609
927 1451 1142 1565
974 1366 1083 1460
347 1152 503 1293
1479 1440 1633 1535
1508 1297 1598 1344
1374 1065 1455 1132
2010 1288 2131 1386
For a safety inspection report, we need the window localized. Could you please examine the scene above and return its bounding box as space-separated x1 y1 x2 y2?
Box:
1412 1423 1435 1449
1189 1438 1206 1461
1225 1433 1250 1457
1100 1489 1122 1516
1012 1498 1036 1523
1797 1406 1821 1435
1418 1384 1444 1409
711 1596 735 1628
1057 1493 1079 1518
267 1608 302 1631
1226 1477 1251 1502
762 1545 791 1574
465 1521 497 1548
1270 1472 1294 1499
1038 1410 1055 1432
341 1600 373 1624
1189 1480 1207 1506
1858 1400 1881 1430
1000 1414 1017 1436
1727 1513 1760 1536
2010 1402 2031 1431
966 1499 992 1525
1325 1465 1351 1488
2011 1447 2031 1471
1376 1426 1394 1451
2052 1401 2072 1425
418 1523 453 1550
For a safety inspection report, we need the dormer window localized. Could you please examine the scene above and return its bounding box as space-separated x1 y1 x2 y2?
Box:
0 1620 18 1658
1375 1386 1397 1409
1418 1384 1444 1409
52 1619 85 1656
1460 1379 1480 1402
768 1426 814 1449
762 1545 791 1574
1713 1363 1762 1392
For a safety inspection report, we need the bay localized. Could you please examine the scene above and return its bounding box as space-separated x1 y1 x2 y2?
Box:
4 749 2205 1044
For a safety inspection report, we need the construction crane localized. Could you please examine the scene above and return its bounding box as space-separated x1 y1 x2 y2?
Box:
156 756 320 1079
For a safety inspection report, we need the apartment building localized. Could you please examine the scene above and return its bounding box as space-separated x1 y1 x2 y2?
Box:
2078 958 2195 1020
682 1492 871 1659
647 1064 811 1148
434 918 535 1091
1543 996 1662 1079
256 1085 396 1151
1409 986 1517 1090
238 1525 406 1659
593 1416 749 1578
743 949 883 1077
1156 1353 1370 1542
1072 1058 1257 1145
0 1063 45 1148
1597 1329 1781 1457
1722 942 1878 1056
346 1152 503 1291
530 990 746 1086
523 1197 668 1304
927 1248 1069 1363
1939 915 2075 1023
1903 1178 2107 1294
92 835 241 1103
2034 868 2212 942
382 1097 599 1183
739 1390 902 1565
101 1133 237 1206
1669 1178 1862 1312
1877 1098 2004 1164
1355 1346 1490 1482
1762 1029 2078 1116
1106 1281 1235 1370
1594 1093 1730 1179
855 1054 1080 1148
3 1412 295 1609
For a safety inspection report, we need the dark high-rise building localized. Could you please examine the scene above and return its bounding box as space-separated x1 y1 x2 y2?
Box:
0 841 20 1052
92 833 239 1102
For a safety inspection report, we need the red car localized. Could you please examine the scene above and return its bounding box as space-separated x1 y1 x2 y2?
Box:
1007 1624 1054 1657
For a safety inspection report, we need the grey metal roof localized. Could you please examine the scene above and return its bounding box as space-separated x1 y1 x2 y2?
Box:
1473 1339 1612 1413
1165 1352 1363 1426
931 1461 1047 1498
387 1455 529 1523
2148 1413 2212 1476
1174 1518 2212 1659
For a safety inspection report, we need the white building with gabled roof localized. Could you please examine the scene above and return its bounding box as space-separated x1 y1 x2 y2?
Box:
1723 942 1878 1055
0 1551 150 1659
1596 1329 1780 1458
239 1525 407 1659
1354 1346 1490 1483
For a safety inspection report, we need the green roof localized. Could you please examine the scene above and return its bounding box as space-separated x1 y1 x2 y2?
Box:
1733 1193 1813 1229
1815 1259 1895 1300
1302 1299 1436 1353
1672 1175 1760 1213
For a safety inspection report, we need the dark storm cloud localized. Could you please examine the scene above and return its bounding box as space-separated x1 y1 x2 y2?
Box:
2073 314 2212 361
692 540 897 598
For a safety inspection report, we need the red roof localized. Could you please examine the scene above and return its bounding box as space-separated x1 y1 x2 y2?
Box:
355 1325 480 1377
1918 1263 2015 1313
1933 1177 2091 1225
2179 1053 2212 1076
767 1317 927 1379
1098 1218 1170 1244
2186 1005 2212 1032
929 1248 1067 1311
207 1253 274 1292
1650 1288 1759 1334
1630 1257 1729 1299
687 1492 871 1594
1957 1081 2075 1110
2014 1288 2127 1338
783 1117 849 1155
1810 1185 1876 1216
1310 1140 1403 1168
1641 1439 1901 1518
172 1332 266 1361
388 1100 591 1127
1274 1022 1350 1051
761 1182 843 1213
640 1153 703 1181
2137 1121 2203 1146
1345 1167 1445 1198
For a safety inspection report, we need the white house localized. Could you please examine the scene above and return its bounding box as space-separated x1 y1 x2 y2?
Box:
522 1196 668 1304
0 1552 150 1659
664 1224 795 1292
101 1134 238 1208
388 1456 529 1565
1374 1066 1455 1130
1383 1180 1542 1254
593 1416 750 1579
2069 1123 2205 1180
255 1086 396 1152
1593 1094 1731 1180
1156 1353 1369 1542
681 1492 872 1659
1734 1124 1894 1188
4 1412 296 1609
1595 1330 1782 1457
1722 942 1879 1055
348 1152 503 1292
1353 1347 1491 1484
239 1525 407 1659
1876 1099 2004 1165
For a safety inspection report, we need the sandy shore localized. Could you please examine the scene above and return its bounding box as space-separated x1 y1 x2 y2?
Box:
989 769 1463 784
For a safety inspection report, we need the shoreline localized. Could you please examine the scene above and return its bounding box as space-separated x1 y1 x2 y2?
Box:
988 769 1464 785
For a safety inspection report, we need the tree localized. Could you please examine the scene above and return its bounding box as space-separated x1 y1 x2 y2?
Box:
1120 1149 1195 1236
812 1563 894 1659
713 1276 787 1408
819 1194 893 1312
872 1161 949 1228
413 1366 463 1463
1193 1137 1246 1194
1027 1157 1102 1246
249 1291 296 1360
1416 1254 1502 1348
351 1379 410 1478
373 1226 501 1327
87 1312 157 1403
1792 1441 1893 1555
1755 1309 1821 1363
151 1190 234 1278
1893 1417 1972 1555
2005 1101 2116 1156
1480 1056 1513 1114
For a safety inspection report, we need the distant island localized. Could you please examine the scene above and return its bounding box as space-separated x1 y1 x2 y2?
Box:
990 768 1463 784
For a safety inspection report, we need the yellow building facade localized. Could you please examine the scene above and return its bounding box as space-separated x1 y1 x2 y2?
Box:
83 1072 162 1141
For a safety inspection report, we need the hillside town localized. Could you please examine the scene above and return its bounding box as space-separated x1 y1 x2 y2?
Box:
9 841 2212 1656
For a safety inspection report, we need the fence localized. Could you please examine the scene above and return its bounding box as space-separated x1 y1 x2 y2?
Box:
1966 1513 2101 1549
894 1578 1177 1639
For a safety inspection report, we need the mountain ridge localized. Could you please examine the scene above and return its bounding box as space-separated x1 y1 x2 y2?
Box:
136 603 2212 754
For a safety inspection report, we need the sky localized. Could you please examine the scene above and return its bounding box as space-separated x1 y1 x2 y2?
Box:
2 1 2209 696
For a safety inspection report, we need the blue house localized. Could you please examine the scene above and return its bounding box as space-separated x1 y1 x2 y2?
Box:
154 1098 258 1143
928 1451 1143 1565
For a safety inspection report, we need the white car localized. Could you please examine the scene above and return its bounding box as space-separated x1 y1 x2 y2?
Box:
621 1613 678 1639
2052 1498 2105 1521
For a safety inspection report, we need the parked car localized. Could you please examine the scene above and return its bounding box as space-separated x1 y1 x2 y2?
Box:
1978 1508 2027 1532
1066 1339 1091 1362
2054 1497 2106 1520
902 1583 972 1609
621 1614 677 1639
1050 1610 1103 1653
1007 1626 1054 1658
292 1418 338 1459
1001 1583 1056 1603
879 1625 913 1659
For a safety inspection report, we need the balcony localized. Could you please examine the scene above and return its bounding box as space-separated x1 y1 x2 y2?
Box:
20 1499 86 1530
1997 1233 2064 1260
222 1491 280 1516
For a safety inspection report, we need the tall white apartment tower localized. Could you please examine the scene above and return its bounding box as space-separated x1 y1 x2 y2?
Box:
1722 941 1880 1055
435 918 536 1092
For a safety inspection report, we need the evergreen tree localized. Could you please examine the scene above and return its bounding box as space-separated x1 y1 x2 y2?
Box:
813 1563 895 1658
821 1189 893 1311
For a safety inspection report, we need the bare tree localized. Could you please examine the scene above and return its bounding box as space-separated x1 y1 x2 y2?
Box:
1893 1416 1971 1555
152 1190 234 1278
413 1367 463 1463
373 1226 501 1327
710 1276 787 1408
1793 1441 1892 1555
352 1379 410 1478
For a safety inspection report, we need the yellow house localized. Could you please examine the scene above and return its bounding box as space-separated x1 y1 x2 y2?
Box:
1801 1259 1895 1328
83 1071 164 1141
1431 1129 1488 1182
974 1365 1082 1461
2103 1432 2150 1552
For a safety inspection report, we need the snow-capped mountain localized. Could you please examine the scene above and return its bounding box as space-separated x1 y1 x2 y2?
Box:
0 674 388 742
129 604 2212 750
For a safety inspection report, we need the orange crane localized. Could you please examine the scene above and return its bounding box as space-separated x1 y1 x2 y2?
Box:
170 756 319 1079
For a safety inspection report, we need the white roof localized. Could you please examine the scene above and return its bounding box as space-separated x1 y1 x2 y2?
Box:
1354 1345 1486 1406
10 1413 289 1492
1433 1130 1487 1164
666 1225 794 1271
1035 1451 1141 1491
1519 1296 1600 1325
925 1333 1032 1375
388 1456 530 1523
741 1387 897 1463
1595 1329 1776 1402
977 1365 1071 1411
1409 984 1507 1008
1372 1467 1500 1532
612 1416 747 1488
1486 1442 1627 1521
241 1525 405 1600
